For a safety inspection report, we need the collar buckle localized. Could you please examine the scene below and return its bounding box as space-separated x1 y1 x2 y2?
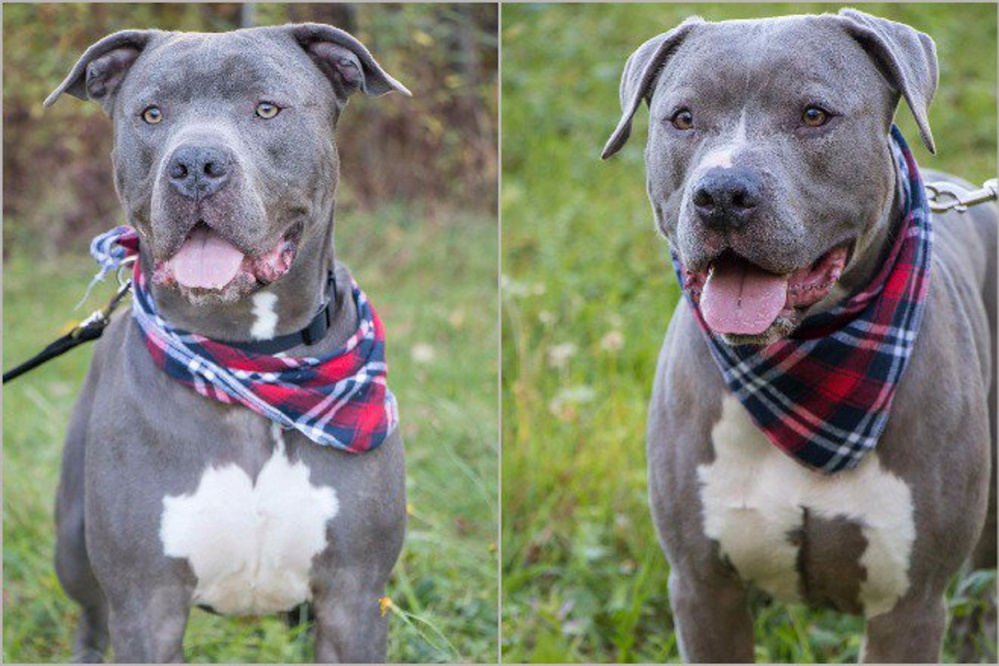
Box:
301 300 333 347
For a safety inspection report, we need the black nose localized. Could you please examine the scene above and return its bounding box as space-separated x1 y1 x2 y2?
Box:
692 167 762 231
167 144 232 200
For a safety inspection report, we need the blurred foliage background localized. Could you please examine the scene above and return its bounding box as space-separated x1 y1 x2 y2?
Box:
4 3 497 663
3 2 497 258
502 3 996 663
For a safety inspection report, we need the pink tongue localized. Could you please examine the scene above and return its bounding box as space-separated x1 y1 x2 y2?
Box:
168 226 245 289
700 255 789 335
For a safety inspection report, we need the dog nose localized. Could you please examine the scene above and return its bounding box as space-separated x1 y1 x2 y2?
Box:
167 144 232 200
692 167 761 231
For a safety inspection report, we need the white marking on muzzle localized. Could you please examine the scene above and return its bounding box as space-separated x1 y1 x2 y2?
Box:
698 396 915 617
250 292 279 340
701 150 734 170
698 109 749 172
159 423 338 615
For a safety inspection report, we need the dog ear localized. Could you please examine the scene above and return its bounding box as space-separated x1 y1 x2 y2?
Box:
289 23 412 102
837 9 938 154
601 17 702 160
44 30 155 113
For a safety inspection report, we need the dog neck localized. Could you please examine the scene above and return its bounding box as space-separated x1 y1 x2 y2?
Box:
144 217 354 353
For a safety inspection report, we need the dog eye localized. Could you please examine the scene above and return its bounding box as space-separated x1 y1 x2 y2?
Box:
141 106 163 124
255 102 281 119
802 106 830 127
671 109 694 131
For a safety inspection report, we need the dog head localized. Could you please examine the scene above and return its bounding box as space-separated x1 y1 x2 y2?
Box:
602 10 936 346
46 24 409 305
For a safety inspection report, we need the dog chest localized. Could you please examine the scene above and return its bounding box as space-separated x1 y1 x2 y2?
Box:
159 424 338 616
696 396 916 617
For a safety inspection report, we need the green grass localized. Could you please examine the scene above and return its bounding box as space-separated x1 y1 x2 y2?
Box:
3 205 498 663
501 3 996 663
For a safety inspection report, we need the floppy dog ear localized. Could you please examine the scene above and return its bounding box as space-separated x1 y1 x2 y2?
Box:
601 17 702 160
44 30 155 113
837 9 938 154
289 23 412 102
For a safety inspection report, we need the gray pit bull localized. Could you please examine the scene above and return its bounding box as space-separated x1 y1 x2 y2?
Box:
44 24 410 662
602 9 996 662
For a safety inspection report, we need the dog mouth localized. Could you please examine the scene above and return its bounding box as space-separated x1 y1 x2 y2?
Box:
152 221 302 298
683 241 851 341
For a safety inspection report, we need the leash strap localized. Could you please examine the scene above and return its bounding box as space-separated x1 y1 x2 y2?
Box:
3 281 131 384
2 325 105 383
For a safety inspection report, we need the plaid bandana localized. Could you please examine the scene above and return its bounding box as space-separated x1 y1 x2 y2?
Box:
90 226 399 453
670 126 931 473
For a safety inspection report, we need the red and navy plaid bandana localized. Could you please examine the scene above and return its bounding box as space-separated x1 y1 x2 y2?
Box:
670 126 931 473
90 226 398 453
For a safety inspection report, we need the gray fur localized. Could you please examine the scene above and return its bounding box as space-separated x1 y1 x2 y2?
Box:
48 24 408 662
605 10 996 661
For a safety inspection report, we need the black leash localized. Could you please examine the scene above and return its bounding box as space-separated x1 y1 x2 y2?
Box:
3 280 132 384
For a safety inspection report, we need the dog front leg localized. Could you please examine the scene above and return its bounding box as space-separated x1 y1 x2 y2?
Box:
862 595 946 663
312 570 390 663
669 569 755 662
106 589 190 663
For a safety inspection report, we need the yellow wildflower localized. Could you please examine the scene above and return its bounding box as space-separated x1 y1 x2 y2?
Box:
379 596 394 617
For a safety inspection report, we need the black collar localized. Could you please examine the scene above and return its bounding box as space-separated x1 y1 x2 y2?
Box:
216 272 337 355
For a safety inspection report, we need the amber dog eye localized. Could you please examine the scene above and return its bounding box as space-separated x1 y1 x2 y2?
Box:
671 108 694 130
255 102 281 119
141 106 163 124
802 106 830 127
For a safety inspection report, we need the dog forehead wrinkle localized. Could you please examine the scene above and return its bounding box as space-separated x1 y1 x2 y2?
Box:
698 396 915 615
147 67 291 104
131 42 308 107
663 19 874 117
159 424 338 616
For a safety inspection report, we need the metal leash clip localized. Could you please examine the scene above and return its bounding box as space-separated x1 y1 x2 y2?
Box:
925 177 998 213
116 254 137 287
74 279 133 337
75 255 136 334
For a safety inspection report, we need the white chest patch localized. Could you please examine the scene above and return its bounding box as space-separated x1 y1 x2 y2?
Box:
250 292 279 340
698 396 915 617
160 425 338 616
